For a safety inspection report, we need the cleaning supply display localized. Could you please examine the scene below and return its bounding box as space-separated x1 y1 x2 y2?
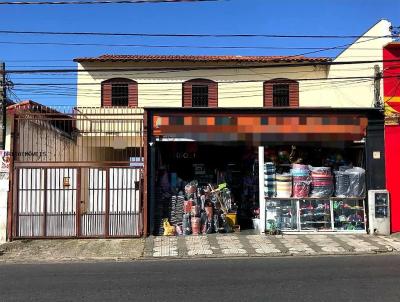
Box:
264 162 276 197
310 167 334 198
291 164 311 198
275 173 292 198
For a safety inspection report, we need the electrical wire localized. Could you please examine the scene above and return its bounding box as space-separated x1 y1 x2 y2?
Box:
5 59 400 74
0 0 224 5
0 40 388 50
9 75 399 86
0 29 391 39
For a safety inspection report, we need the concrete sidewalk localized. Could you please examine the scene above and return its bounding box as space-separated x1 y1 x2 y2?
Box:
144 233 400 259
1 234 400 263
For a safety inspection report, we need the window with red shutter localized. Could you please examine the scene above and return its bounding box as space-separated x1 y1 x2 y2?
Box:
101 78 138 107
263 79 299 108
182 79 218 108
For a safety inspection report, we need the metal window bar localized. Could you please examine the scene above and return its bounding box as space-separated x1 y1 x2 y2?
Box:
192 85 209 107
273 84 290 107
111 83 129 107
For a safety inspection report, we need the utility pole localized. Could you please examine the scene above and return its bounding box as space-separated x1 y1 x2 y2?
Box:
374 64 383 109
0 62 6 150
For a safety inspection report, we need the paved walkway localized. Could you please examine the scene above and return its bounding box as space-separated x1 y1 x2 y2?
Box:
1 234 400 263
143 234 400 259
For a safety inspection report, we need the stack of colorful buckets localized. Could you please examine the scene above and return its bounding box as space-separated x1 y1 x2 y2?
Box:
310 167 334 197
291 164 311 198
264 162 276 198
276 173 292 198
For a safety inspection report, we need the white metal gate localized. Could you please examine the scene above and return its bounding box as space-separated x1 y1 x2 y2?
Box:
16 167 142 238
17 168 77 237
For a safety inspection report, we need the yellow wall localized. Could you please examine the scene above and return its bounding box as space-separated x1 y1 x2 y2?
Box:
76 20 392 109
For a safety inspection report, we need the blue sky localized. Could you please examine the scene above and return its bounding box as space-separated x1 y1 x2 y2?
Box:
1 0 399 106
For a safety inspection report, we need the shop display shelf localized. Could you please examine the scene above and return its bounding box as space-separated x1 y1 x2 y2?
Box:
265 197 367 233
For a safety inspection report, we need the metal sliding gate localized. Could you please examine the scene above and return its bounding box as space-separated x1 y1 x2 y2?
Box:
15 167 143 238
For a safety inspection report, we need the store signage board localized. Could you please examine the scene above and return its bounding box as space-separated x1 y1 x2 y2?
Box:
152 114 369 143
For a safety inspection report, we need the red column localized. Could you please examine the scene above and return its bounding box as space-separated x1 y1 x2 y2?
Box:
385 125 400 233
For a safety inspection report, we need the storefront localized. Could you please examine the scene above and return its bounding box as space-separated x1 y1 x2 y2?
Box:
144 107 385 236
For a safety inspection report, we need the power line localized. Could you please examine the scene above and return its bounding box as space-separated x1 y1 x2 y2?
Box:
0 29 390 39
0 40 386 50
9 66 377 79
4 59 400 74
10 75 399 86
0 0 223 5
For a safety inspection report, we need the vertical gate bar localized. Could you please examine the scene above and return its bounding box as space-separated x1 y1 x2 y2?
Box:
43 168 48 237
76 167 81 237
143 110 149 236
29 168 33 236
7 116 16 240
105 168 110 237
57 168 61 236
12 168 19 239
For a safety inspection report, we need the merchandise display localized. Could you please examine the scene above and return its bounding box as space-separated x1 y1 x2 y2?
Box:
334 167 366 198
265 199 297 231
264 162 276 198
262 148 367 233
310 167 334 198
300 200 331 231
265 198 366 232
291 164 311 198
275 173 292 198
333 199 365 231
160 180 237 236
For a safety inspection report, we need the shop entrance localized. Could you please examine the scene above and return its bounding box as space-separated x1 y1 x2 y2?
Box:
145 107 385 236
153 142 259 235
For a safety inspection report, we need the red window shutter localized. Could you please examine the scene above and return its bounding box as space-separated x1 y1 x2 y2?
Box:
128 81 138 107
182 81 192 107
263 82 273 107
208 81 218 108
288 81 299 107
101 82 112 107
183 79 218 107
264 79 299 108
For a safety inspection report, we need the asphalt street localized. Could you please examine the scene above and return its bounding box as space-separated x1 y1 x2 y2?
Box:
1 255 400 302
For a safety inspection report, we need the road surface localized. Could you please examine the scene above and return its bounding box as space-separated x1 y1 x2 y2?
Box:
1 255 400 301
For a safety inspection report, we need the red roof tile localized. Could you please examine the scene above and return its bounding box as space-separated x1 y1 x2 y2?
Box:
74 54 331 63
